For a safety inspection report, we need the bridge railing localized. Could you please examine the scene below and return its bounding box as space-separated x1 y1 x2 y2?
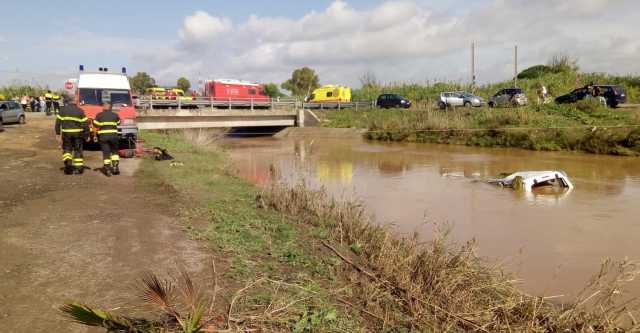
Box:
135 96 376 112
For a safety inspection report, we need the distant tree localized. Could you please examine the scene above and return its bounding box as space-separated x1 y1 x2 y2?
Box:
263 83 285 98
359 71 380 89
281 67 320 97
129 72 156 95
548 53 579 73
176 77 191 92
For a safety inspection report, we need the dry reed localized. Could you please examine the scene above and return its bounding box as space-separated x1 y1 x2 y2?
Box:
261 182 640 332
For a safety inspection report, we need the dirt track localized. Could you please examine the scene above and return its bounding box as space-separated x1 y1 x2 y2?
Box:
0 114 210 332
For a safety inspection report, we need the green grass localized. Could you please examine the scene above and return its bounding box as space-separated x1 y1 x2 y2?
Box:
322 103 640 156
137 131 365 332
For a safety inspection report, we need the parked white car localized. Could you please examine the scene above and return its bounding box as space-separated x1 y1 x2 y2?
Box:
0 100 26 125
438 92 484 109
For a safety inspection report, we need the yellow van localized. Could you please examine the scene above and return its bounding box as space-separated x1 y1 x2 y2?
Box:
170 88 194 101
146 87 167 100
308 85 351 103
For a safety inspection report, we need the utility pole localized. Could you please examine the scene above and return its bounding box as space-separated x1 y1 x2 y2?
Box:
471 42 476 90
514 45 518 87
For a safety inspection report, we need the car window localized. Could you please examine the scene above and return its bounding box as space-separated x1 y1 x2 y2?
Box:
326 92 333 98
0 103 7 111
9 101 20 109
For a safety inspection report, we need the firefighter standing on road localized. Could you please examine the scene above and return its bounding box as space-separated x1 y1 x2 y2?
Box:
44 90 53 116
55 95 89 175
93 102 121 177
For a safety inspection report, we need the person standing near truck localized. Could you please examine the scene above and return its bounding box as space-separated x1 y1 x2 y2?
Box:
93 102 121 177
55 95 89 175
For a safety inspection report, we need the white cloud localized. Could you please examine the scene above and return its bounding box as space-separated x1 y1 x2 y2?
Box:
133 0 640 89
178 11 232 46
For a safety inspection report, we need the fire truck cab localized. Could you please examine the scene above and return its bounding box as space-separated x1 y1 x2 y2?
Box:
75 67 138 156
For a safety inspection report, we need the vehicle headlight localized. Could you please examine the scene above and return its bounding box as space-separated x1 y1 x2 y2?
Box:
401 100 406 104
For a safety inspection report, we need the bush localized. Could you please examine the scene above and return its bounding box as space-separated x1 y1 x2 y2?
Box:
575 98 603 113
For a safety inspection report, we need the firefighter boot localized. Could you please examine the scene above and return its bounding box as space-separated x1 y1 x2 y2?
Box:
64 160 73 175
112 160 120 176
102 165 112 177
74 166 85 175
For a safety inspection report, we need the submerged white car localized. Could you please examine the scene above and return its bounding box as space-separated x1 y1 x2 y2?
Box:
489 171 574 192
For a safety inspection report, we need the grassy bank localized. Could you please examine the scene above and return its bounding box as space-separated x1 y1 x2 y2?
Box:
323 103 640 156
62 131 640 332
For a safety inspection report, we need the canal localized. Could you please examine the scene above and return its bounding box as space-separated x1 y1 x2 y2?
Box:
225 135 640 298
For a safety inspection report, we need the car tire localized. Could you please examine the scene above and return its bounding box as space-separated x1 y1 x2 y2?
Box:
438 102 446 110
464 102 471 108
488 102 495 108
18 115 26 124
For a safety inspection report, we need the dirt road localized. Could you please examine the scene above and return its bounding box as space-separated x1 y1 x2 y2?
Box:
0 114 210 332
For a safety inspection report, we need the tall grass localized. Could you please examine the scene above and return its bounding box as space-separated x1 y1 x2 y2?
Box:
0 84 50 100
324 104 640 155
262 182 640 332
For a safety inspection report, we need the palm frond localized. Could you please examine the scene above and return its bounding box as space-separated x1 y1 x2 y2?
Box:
59 303 147 331
179 269 199 310
142 272 175 313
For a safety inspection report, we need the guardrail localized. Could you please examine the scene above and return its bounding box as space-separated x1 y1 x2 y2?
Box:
136 96 375 111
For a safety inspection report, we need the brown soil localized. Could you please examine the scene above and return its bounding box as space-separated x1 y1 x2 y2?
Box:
0 114 211 332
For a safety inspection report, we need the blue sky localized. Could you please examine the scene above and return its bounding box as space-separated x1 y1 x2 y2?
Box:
1 0 638 89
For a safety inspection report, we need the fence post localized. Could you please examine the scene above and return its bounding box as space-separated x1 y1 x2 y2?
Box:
150 98 153 111
338 102 341 111
228 98 232 111
355 102 358 112
297 108 305 128
271 98 274 111
210 97 213 110
178 98 181 110
251 98 254 111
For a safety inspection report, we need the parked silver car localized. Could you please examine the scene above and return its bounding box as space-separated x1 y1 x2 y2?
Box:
438 91 484 109
488 88 528 108
0 101 26 124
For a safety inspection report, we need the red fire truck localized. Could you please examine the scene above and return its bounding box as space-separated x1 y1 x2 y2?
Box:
202 79 269 101
72 66 139 156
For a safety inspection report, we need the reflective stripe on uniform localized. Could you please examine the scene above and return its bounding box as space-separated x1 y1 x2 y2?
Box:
57 115 87 122
104 159 112 165
93 121 119 126
111 154 120 161
61 128 84 133
98 129 118 134
62 153 72 161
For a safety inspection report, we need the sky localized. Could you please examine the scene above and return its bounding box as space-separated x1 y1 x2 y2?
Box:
1 0 638 91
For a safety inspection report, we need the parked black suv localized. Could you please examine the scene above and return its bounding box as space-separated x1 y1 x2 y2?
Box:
555 85 626 108
376 94 412 109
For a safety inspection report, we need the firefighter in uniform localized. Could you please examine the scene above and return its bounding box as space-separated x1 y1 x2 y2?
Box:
52 93 61 114
44 90 53 116
55 96 89 175
93 102 121 176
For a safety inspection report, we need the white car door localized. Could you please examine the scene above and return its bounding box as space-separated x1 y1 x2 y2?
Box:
9 102 21 122
449 93 464 106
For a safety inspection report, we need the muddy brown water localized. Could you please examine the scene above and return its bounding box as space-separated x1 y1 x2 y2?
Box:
225 135 640 299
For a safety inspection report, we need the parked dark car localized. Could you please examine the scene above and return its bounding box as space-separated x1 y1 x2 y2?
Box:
555 85 626 108
376 94 412 109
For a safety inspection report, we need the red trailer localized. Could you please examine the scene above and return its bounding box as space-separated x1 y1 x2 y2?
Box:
203 79 269 101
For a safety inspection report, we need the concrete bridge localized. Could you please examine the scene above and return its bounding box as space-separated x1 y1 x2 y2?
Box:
136 109 309 130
